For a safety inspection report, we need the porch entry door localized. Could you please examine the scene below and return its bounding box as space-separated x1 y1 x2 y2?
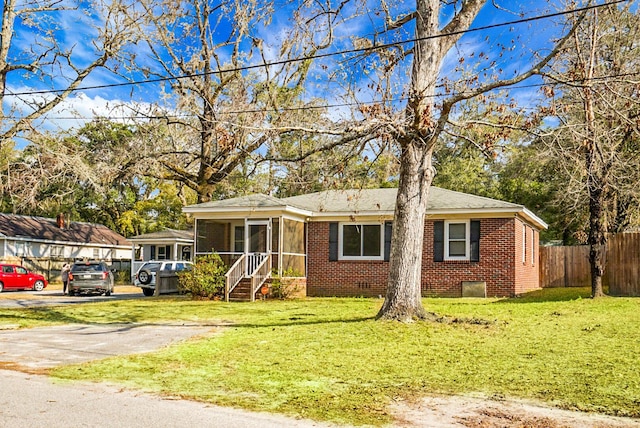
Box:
245 220 271 275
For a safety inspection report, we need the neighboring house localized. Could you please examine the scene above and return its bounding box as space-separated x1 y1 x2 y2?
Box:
0 213 131 279
183 187 547 300
128 228 193 276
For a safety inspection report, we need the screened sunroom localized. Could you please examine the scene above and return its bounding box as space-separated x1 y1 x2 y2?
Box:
183 195 310 300
194 216 307 276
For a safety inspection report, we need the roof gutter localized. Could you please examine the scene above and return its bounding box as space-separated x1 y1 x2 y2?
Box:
183 205 313 217
307 207 548 230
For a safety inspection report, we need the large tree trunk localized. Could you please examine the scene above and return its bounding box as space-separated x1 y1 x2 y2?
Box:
377 0 446 321
587 165 607 298
582 30 607 298
377 142 434 321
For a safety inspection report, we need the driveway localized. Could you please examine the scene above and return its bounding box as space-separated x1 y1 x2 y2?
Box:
0 285 144 309
0 323 214 369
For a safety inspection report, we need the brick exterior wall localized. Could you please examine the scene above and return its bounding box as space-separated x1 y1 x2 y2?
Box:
306 218 541 298
307 223 389 297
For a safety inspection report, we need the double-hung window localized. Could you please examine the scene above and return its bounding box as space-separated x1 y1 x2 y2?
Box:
522 226 527 264
434 220 480 262
339 223 384 260
445 220 470 260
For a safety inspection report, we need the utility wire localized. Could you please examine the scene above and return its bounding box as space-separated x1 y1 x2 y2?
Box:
5 70 639 121
4 0 628 98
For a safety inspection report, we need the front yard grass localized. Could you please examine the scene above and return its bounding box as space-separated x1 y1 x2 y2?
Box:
2 287 639 426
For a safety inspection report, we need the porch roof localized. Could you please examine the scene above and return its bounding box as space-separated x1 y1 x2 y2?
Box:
183 194 312 217
128 228 193 244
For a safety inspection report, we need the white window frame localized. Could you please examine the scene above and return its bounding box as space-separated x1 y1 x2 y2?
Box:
444 220 470 261
531 228 535 266
157 245 167 260
93 248 100 259
338 222 385 261
232 223 245 253
522 226 527 264
51 245 64 258
14 241 25 256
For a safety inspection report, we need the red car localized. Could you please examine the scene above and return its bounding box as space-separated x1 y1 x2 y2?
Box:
0 264 48 292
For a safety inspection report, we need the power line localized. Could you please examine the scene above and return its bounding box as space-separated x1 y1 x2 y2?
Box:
5 0 628 98
6 70 639 121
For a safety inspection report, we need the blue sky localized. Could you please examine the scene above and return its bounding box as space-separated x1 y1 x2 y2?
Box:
2 0 579 142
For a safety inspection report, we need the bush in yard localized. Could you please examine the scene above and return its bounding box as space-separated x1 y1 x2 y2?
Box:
115 270 130 285
178 254 227 299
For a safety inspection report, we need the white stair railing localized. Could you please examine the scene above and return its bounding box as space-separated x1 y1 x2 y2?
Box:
250 254 271 302
224 254 246 302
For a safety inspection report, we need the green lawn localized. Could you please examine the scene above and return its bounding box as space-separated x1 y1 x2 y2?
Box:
2 288 640 426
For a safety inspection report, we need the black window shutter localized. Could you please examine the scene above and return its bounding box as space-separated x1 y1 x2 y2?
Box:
150 245 156 260
166 245 172 259
433 221 444 262
384 221 392 261
329 223 338 261
470 220 481 262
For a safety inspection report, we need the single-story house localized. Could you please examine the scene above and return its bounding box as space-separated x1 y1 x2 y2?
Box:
128 228 193 276
183 187 547 300
0 213 131 280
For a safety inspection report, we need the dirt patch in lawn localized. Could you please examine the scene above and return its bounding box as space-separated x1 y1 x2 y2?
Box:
392 395 640 428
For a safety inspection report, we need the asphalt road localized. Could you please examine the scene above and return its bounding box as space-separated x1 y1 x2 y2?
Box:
0 369 340 428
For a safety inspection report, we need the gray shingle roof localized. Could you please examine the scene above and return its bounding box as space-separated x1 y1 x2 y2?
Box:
129 228 193 241
185 187 521 213
0 214 130 246
185 194 288 210
282 187 521 213
183 187 547 229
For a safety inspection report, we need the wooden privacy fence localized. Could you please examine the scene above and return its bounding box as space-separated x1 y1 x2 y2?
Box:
606 233 640 296
540 232 640 296
540 245 591 288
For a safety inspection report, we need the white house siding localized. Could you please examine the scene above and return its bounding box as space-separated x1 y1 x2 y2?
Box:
1 238 129 261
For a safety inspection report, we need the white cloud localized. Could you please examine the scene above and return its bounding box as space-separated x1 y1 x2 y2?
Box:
4 87 156 145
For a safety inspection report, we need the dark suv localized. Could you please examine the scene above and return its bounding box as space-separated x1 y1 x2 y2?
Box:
68 261 115 296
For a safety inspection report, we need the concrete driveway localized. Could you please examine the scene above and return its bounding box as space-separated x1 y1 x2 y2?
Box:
0 322 214 369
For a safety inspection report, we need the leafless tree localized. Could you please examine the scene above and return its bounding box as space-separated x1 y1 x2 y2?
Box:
0 0 138 147
312 0 586 321
248 0 588 320
540 2 640 297
118 0 380 203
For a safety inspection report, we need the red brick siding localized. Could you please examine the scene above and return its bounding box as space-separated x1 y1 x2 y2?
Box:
307 223 389 297
307 218 538 298
418 218 515 297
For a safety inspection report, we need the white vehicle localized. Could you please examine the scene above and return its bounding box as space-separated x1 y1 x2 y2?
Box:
134 260 193 296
